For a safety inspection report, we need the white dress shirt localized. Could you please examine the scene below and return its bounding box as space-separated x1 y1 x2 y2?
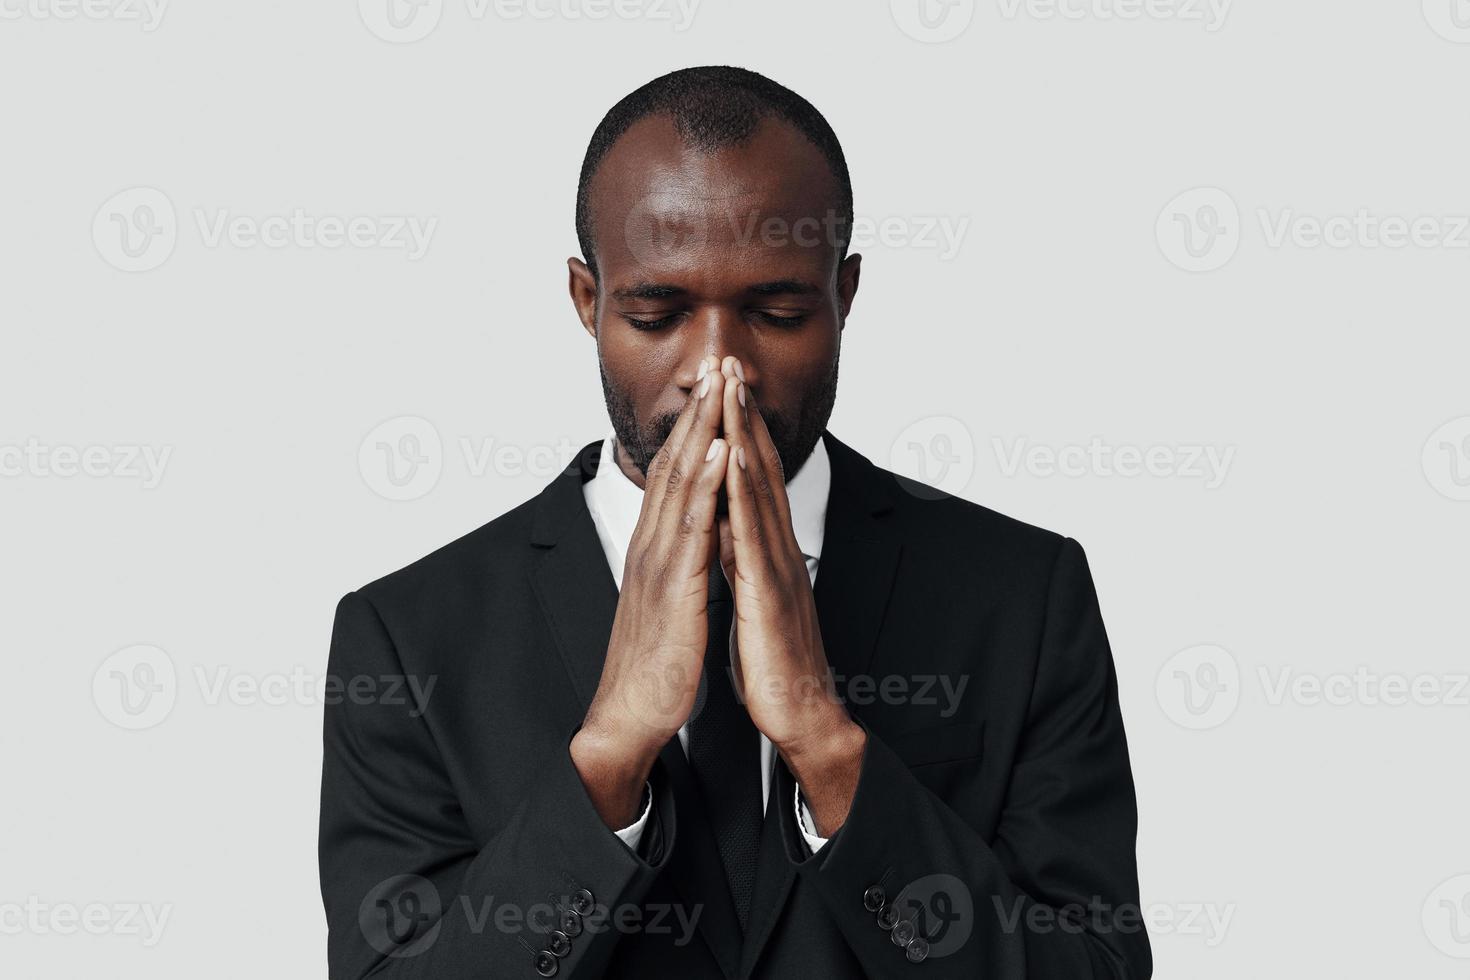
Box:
582 431 833 854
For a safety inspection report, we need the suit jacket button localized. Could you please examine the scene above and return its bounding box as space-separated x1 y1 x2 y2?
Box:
571 889 595 916
863 885 886 912
891 918 916 947
905 937 930 963
533 950 558 977
560 908 583 937
547 930 572 958
876 904 898 930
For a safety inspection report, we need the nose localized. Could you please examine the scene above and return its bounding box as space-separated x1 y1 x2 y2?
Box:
677 309 755 391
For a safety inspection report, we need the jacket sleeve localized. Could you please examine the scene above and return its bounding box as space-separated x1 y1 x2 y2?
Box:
318 590 673 980
783 538 1151 979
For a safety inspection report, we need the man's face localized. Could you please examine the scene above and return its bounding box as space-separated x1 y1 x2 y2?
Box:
569 114 861 484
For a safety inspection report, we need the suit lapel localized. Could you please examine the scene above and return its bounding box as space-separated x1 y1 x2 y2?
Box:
528 440 620 708
811 432 904 684
736 431 904 978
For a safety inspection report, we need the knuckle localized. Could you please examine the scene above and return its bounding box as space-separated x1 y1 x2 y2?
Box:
753 472 775 500
746 519 766 550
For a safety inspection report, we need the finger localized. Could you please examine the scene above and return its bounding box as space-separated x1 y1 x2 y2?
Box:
740 382 795 531
722 419 778 591
653 363 726 543
638 355 721 521
720 368 791 556
664 436 730 583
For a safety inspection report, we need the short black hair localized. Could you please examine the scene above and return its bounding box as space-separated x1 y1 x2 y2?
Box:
574 66 853 279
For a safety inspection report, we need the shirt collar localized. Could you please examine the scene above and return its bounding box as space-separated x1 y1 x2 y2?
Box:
585 430 830 576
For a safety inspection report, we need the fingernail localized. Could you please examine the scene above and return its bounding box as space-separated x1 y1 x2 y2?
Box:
733 359 746 383
706 439 721 462
737 382 746 408
737 446 746 469
699 374 711 398
697 360 709 382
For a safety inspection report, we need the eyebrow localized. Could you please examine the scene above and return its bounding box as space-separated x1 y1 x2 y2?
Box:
747 279 821 297
610 282 687 301
609 279 821 301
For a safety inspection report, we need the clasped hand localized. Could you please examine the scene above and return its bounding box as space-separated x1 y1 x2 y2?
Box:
571 355 865 837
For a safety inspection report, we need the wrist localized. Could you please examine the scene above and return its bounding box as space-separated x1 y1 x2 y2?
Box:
570 724 660 829
780 713 866 788
781 715 866 838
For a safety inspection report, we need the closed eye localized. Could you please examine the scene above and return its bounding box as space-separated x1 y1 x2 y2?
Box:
620 313 683 331
753 311 809 328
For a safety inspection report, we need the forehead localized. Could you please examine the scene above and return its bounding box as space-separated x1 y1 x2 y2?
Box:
587 114 844 287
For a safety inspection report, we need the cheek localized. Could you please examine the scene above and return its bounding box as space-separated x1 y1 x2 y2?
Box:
600 329 682 411
756 330 838 399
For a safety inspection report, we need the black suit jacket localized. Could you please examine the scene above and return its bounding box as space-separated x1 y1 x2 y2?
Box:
319 432 1150 979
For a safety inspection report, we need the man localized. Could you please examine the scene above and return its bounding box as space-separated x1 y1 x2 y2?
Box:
319 66 1150 979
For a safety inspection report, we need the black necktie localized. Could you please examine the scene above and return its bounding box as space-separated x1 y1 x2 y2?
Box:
686 564 763 932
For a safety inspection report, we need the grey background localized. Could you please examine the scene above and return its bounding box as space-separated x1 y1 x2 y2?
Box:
3 1 1468 976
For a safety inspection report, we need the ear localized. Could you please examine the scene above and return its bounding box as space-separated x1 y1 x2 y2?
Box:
836 252 862 326
567 257 598 340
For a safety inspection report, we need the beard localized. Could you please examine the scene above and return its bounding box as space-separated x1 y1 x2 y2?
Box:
600 356 839 487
